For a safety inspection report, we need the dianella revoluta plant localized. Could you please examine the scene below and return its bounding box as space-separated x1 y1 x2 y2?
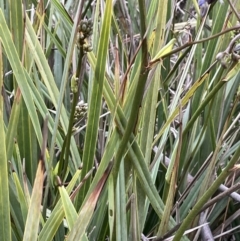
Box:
0 0 239 241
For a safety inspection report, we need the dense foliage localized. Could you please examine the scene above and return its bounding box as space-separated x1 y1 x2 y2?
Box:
0 0 239 240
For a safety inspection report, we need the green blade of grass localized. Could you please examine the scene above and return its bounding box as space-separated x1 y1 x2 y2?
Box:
0 9 42 145
76 0 113 209
12 172 29 225
59 185 77 231
0 43 11 241
5 88 21 160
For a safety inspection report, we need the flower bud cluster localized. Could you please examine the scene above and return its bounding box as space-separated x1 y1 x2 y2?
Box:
77 19 93 52
74 101 88 122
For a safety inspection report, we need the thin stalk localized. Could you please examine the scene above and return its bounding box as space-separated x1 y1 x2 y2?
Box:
58 47 84 180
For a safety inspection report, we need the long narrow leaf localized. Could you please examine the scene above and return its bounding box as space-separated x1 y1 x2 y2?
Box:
23 160 44 241
0 9 42 145
76 0 112 208
0 43 11 241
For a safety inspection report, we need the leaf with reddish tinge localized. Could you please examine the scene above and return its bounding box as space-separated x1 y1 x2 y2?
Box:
66 163 112 241
23 160 45 241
